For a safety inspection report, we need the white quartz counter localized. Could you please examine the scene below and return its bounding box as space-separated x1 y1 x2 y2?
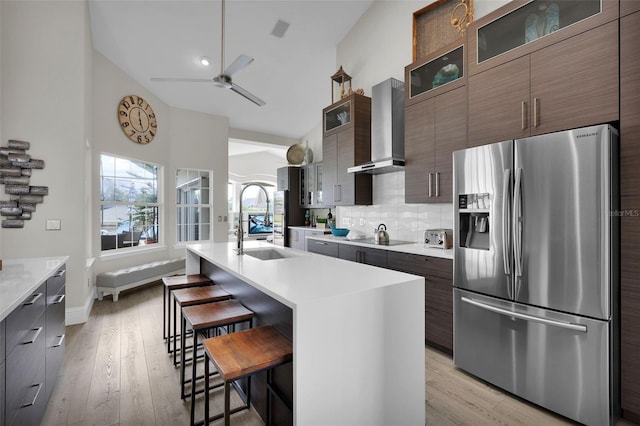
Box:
0 256 68 322
185 241 425 426
306 233 454 259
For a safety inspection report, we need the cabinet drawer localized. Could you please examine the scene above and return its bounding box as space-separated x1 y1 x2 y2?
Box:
426 305 453 351
6 282 46 352
47 265 66 296
1 358 5 426
307 239 339 258
6 310 46 425
425 275 453 314
47 285 66 343
7 362 46 426
387 252 452 279
339 244 388 267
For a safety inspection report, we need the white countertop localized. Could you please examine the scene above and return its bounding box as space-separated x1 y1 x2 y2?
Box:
185 240 422 309
306 234 454 259
287 226 331 232
185 240 425 425
0 256 68 322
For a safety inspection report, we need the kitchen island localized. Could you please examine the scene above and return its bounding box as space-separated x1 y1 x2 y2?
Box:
185 241 425 426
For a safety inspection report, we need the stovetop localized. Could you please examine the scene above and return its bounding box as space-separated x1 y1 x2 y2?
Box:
347 238 414 247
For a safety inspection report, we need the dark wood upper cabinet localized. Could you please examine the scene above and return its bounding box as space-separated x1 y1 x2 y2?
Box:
405 85 466 203
322 94 372 206
621 11 640 198
468 0 618 77
468 20 618 147
621 0 640 17
620 11 640 424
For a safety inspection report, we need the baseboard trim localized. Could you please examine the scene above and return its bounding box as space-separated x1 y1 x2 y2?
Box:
65 288 96 325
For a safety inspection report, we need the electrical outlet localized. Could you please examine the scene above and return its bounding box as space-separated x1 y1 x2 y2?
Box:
359 218 365 226
342 217 351 226
46 219 61 230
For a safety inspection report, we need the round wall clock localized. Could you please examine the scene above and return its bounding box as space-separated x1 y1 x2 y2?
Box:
117 95 157 144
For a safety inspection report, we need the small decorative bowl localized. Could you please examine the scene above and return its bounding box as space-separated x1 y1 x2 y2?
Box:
330 227 350 237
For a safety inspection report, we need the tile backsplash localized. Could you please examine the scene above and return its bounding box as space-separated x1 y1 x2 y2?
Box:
334 172 454 242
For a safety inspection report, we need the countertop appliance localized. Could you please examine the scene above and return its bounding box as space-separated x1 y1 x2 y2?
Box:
453 125 619 426
274 166 306 247
348 78 405 174
423 229 452 249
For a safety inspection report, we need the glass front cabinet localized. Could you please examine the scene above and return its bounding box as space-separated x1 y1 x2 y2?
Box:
468 0 618 75
300 162 323 207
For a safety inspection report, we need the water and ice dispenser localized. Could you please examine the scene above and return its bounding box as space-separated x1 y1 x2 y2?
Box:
458 193 490 250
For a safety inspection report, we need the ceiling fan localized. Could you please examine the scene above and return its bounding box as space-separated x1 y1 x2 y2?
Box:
151 0 265 106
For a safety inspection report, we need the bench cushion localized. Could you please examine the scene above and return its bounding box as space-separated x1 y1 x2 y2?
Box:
97 258 185 288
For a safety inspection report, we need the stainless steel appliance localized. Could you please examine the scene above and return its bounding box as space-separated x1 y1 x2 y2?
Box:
423 229 452 249
348 78 405 174
274 166 306 247
453 124 619 426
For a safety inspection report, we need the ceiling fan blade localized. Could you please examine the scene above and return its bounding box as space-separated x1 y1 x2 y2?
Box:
230 82 266 106
150 77 212 83
224 54 253 77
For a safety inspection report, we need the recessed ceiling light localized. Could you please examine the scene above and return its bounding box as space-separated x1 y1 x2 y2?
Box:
200 56 211 66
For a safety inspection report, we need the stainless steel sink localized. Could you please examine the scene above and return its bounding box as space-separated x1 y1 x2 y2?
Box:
242 247 298 261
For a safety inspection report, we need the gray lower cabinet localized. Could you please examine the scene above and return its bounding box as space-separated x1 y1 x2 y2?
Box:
307 239 339 257
3 264 66 426
338 244 387 268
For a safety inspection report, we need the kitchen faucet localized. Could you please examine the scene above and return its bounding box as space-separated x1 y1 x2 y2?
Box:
237 182 271 255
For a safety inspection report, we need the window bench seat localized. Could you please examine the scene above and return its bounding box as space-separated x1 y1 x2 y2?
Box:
96 258 185 301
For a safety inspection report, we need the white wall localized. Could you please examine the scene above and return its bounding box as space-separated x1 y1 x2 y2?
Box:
305 0 508 241
1 0 92 315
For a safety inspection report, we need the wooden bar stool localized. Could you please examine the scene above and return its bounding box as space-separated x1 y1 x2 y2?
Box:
181 300 255 410
201 326 293 426
162 274 212 354
171 286 232 367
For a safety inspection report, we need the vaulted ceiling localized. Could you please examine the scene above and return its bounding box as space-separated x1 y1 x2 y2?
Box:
89 0 374 141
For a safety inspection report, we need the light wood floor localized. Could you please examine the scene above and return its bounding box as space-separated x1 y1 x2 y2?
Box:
41 282 634 426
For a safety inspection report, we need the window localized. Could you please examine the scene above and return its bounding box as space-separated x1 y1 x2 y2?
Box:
100 153 160 252
176 169 212 242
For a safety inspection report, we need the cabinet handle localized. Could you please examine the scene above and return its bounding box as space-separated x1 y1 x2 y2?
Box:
22 327 43 345
533 97 539 128
315 241 328 246
22 383 43 407
23 292 43 305
53 294 65 304
335 185 342 202
53 334 65 348
521 101 527 130
428 173 433 197
435 173 440 197
55 269 66 278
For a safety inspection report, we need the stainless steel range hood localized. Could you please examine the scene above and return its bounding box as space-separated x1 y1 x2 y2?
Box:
348 78 405 174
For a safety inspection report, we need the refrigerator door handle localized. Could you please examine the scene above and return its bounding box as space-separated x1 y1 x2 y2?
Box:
502 169 512 277
461 296 588 333
513 167 523 277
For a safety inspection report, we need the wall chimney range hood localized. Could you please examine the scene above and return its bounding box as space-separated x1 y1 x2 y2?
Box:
348 78 405 175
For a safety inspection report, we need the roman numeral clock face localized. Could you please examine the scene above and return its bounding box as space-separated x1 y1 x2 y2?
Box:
118 95 157 144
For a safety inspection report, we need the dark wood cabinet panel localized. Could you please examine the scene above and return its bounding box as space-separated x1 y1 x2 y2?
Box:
468 55 530 147
434 87 467 203
338 244 387 268
469 22 618 147
404 86 466 203
322 94 372 206
387 251 453 353
621 201 640 417
621 0 640 17
530 20 618 136
404 98 435 203
621 12 640 198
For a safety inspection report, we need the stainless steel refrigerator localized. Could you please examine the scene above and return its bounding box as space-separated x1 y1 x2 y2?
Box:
453 124 619 425
273 166 306 247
